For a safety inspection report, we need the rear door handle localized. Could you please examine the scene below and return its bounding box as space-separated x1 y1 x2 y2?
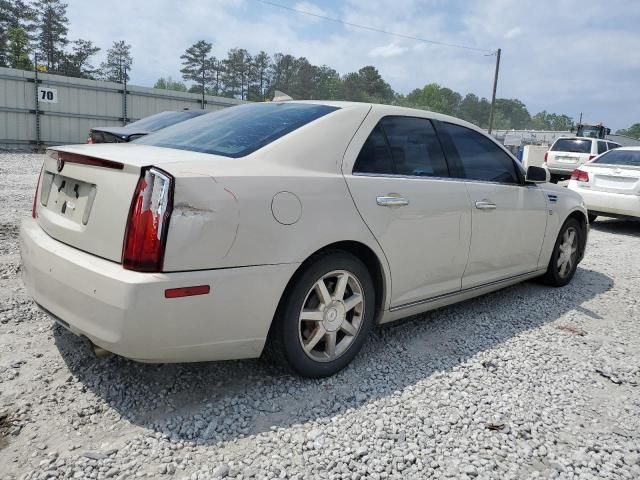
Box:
377 195 409 207
475 200 497 210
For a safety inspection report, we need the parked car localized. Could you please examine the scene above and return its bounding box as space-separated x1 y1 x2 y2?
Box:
544 137 621 182
21 102 589 378
88 110 208 143
568 147 640 222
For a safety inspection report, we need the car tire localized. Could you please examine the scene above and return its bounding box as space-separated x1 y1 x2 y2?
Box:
266 250 375 378
540 218 583 287
588 213 597 223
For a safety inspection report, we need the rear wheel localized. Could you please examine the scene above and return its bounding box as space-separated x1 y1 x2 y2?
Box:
540 218 583 287
588 213 597 223
266 251 375 378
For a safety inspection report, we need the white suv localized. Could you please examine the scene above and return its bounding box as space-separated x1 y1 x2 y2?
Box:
545 137 621 182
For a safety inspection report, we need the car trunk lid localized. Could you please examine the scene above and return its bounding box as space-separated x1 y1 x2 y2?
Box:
585 164 640 195
34 143 197 263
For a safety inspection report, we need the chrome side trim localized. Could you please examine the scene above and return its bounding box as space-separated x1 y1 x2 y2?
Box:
351 172 537 188
389 269 545 312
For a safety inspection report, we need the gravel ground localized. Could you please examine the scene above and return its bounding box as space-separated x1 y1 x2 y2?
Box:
1 153 639 480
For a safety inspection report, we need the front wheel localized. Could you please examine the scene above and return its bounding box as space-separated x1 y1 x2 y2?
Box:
540 218 583 287
266 251 375 378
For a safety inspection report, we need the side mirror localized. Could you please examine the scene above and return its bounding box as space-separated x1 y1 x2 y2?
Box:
526 165 549 183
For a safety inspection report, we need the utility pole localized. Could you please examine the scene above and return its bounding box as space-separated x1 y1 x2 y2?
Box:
488 48 501 135
34 53 41 150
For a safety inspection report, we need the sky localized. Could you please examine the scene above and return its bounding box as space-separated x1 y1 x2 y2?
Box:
65 0 640 130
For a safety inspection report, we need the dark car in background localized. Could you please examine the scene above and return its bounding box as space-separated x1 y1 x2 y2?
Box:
88 110 209 143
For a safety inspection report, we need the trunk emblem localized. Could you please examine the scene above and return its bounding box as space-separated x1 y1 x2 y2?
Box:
57 159 64 172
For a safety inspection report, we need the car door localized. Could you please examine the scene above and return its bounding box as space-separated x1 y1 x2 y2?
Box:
435 121 548 289
342 114 472 308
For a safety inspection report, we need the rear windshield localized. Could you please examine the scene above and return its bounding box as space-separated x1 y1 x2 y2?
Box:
135 103 339 157
551 138 592 154
592 150 640 166
125 111 205 132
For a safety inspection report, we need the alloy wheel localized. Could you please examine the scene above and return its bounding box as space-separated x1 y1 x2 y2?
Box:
298 270 365 362
557 226 578 278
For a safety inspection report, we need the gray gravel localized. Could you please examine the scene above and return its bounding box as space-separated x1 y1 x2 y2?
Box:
1 153 640 480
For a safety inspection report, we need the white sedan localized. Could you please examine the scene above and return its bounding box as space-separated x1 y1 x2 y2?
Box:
21 102 588 377
567 146 640 222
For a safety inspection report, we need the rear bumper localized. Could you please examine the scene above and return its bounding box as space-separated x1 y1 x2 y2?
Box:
20 217 299 362
569 184 640 218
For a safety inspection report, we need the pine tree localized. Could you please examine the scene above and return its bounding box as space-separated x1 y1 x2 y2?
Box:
59 39 99 78
99 40 132 83
248 51 270 101
6 25 32 69
0 0 37 67
36 0 69 71
180 40 214 96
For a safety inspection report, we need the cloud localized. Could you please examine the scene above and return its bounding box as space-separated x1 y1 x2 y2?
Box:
292 1 328 19
368 43 408 58
63 0 640 130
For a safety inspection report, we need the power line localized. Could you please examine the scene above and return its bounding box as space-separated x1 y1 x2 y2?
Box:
255 0 494 54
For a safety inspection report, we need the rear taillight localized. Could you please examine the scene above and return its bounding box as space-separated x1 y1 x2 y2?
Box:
544 151 548 163
87 136 93 144
122 167 174 272
570 169 589 182
32 167 43 218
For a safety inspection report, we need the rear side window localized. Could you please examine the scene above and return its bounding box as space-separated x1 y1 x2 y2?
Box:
593 150 640 166
551 139 592 154
440 122 519 184
353 125 394 174
354 116 449 177
607 143 620 150
597 141 607 154
135 103 339 157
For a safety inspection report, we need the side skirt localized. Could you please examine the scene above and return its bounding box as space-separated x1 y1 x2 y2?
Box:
380 269 546 323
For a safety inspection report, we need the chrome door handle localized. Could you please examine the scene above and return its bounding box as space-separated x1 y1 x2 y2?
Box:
475 200 497 210
377 196 409 207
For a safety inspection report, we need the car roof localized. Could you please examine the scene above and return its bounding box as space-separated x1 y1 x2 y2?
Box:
280 100 489 136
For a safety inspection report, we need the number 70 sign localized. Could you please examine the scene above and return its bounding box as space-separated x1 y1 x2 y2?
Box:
38 87 58 103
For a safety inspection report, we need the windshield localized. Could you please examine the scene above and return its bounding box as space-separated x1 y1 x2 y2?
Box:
134 103 339 157
551 138 592 154
124 111 204 132
592 150 640 167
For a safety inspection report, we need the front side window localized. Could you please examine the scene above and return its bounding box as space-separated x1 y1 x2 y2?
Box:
353 116 448 177
135 103 339 158
441 122 519 184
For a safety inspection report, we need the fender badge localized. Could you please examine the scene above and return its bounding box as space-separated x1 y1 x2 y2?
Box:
57 159 64 172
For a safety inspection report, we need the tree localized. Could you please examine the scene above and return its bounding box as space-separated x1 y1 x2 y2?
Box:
36 0 69 71
0 0 37 67
404 83 462 115
493 98 531 130
154 76 187 92
357 66 394 103
180 40 214 97
222 48 251 99
99 40 132 83
617 124 640 139
314 65 342 100
6 25 31 69
458 93 491 128
247 50 270 101
59 38 99 78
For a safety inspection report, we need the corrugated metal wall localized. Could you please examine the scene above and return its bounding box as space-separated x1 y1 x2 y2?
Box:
0 67 245 149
